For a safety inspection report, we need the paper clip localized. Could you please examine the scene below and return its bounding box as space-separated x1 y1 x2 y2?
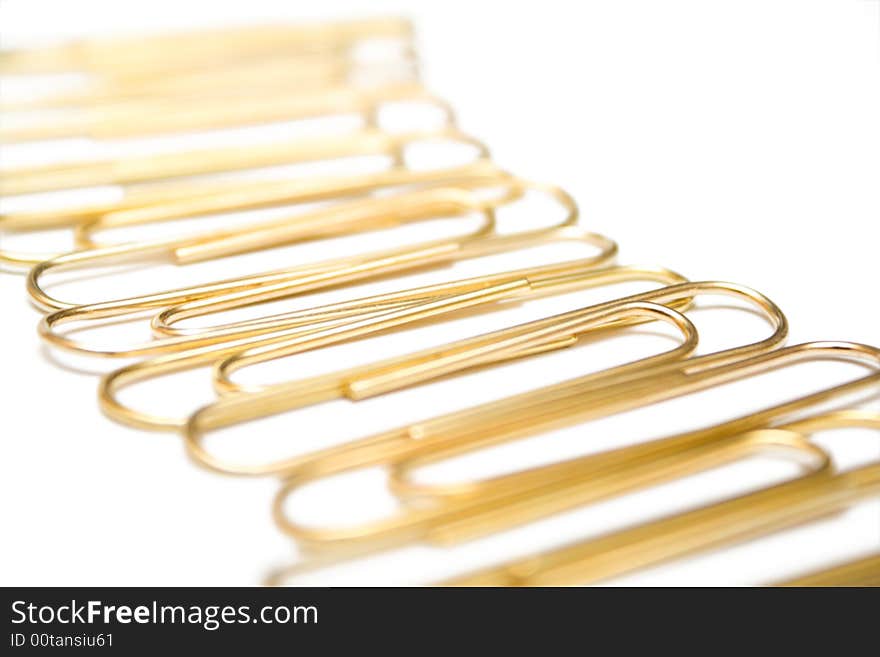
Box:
179 280 784 483
30 177 591 330
0 83 451 145
183 299 698 471
41 230 620 359
146 180 594 335
267 426 827 585
2 121 460 197
71 161 500 251
1 48 418 113
1 131 493 269
1 131 490 231
25 173 514 309
776 552 880 587
95 256 683 433
212 280 784 397
389 340 880 499
265 342 879 584
0 18 414 77
444 407 880 586
272 340 872 556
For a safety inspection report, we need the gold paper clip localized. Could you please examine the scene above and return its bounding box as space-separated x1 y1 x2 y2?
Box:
212 280 784 398
266 342 879 583
0 18 414 77
29 177 593 337
1 131 492 269
0 83 449 144
268 426 827 585
95 253 677 434
776 552 880 587
0 21 419 112
444 408 880 586
41 230 620 359
147 181 595 336
26 172 519 309
1 121 460 197
389 341 880 499
274 340 871 559
72 159 499 250
2 132 490 232
179 280 784 483
1 38 417 112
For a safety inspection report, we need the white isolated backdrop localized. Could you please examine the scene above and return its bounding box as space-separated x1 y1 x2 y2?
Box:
0 0 878 586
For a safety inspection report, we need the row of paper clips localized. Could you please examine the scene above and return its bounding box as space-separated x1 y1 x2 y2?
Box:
1 18 878 586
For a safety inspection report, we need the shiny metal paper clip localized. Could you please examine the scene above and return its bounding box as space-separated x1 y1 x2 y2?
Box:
2 124 459 197
0 83 448 144
0 49 419 112
178 280 784 487
0 18 414 77
95 252 675 434
445 407 880 586
26 171 516 309
41 229 619 359
777 551 880 587
2 131 491 269
267 342 878 583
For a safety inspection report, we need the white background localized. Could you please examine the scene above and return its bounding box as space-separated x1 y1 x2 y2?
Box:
1 0 878 585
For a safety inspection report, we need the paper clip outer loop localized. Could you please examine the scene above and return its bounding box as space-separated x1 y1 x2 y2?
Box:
182 300 699 481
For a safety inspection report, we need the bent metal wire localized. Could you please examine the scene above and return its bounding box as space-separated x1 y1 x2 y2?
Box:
95 260 696 432
388 341 880 499
135 180 591 334
25 178 510 310
267 428 829 585
32 178 609 363
0 18 415 78
265 342 876 559
1 131 496 270
31 178 608 362
176 279 786 482
39 231 620 359
776 551 880 587
1 119 463 197
0 131 490 233
210 279 783 397
264 344 880 584
0 49 420 113
0 82 448 144
443 408 880 586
